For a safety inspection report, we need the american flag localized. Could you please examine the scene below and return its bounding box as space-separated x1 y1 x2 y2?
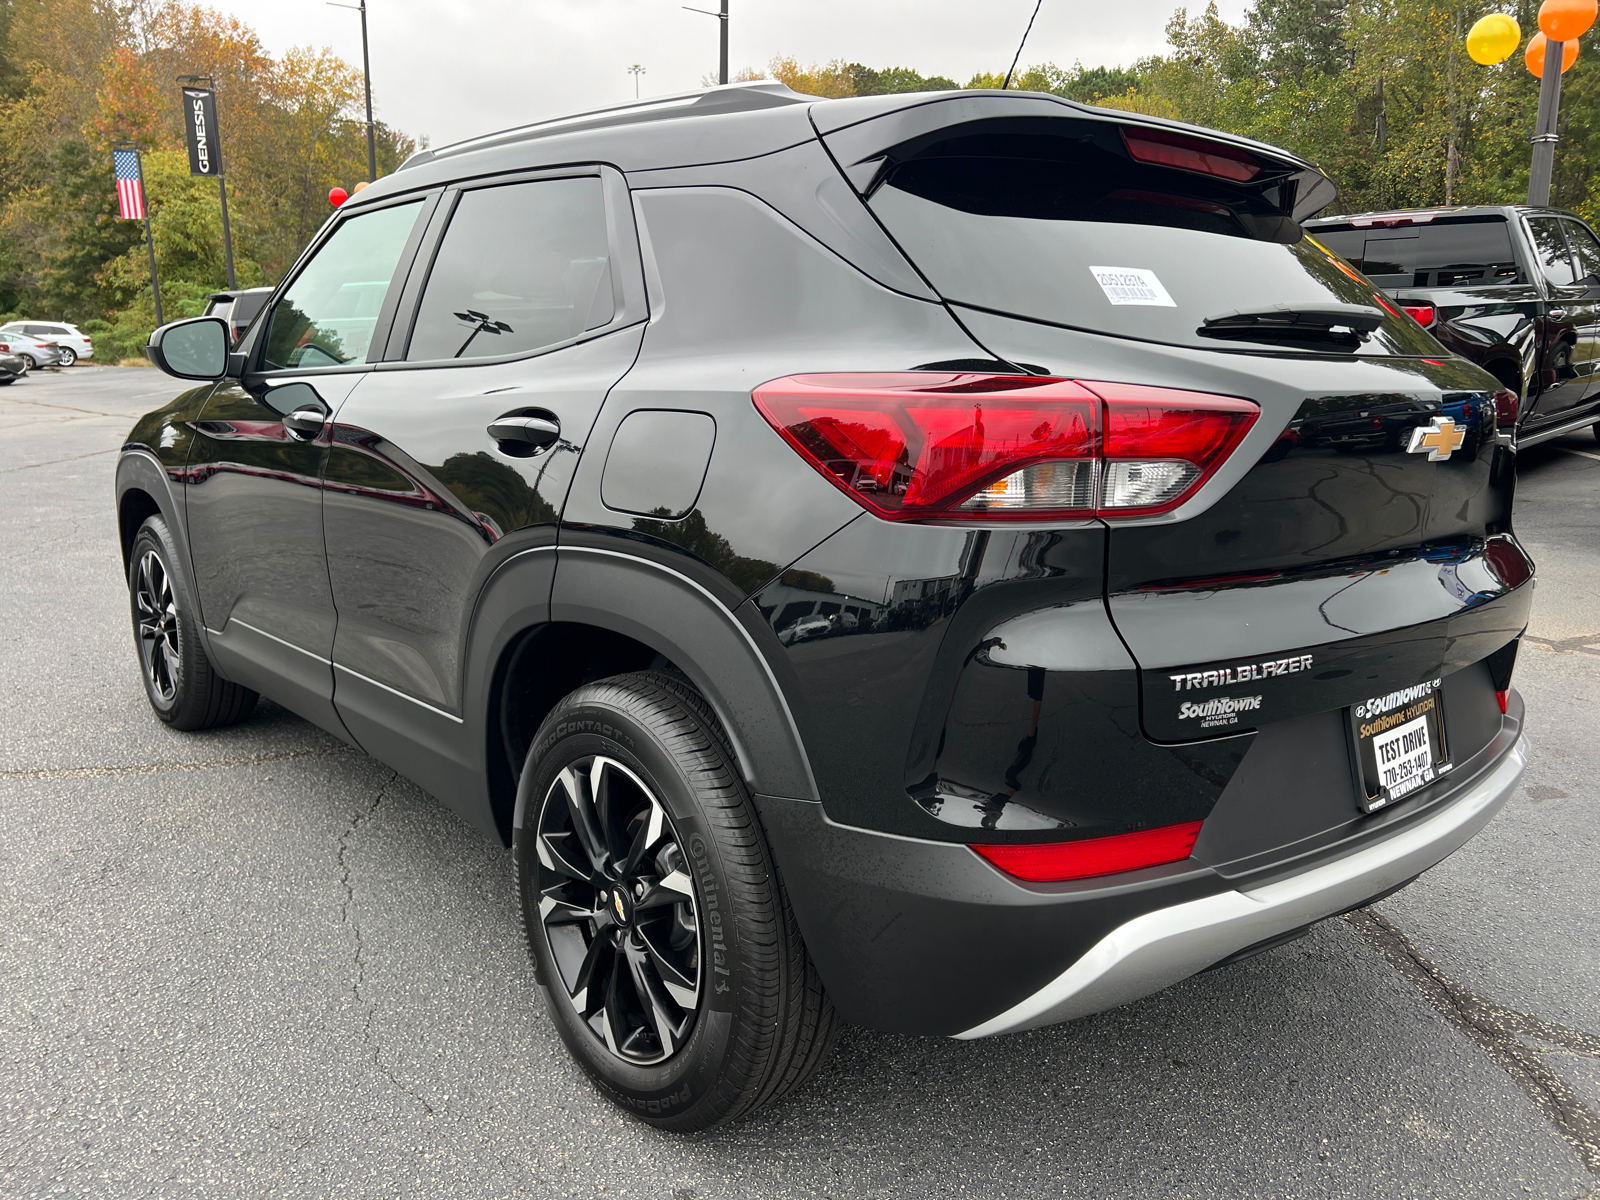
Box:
113 148 146 220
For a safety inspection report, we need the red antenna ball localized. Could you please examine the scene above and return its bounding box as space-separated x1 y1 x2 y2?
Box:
328 187 349 208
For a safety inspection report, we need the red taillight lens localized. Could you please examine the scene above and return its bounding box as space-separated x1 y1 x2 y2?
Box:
1401 304 1436 326
1493 387 1519 430
754 374 1257 521
1090 382 1260 515
973 820 1204 882
1496 689 1509 714
1121 127 1261 182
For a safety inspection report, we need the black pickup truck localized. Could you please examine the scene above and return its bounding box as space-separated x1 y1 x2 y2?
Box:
1307 205 1600 447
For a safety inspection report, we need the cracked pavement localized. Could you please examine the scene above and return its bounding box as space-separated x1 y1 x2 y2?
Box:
1 367 1598 1198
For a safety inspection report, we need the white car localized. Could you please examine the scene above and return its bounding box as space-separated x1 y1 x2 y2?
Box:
0 321 93 365
0 331 63 370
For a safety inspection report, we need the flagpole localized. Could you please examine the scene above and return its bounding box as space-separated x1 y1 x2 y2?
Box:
118 143 163 327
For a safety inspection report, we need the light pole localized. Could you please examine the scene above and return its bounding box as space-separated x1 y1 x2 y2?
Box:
328 0 377 181
682 0 728 84
629 63 646 98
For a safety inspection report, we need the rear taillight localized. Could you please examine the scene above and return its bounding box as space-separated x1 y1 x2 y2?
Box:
0 343 9 352
1121 127 1261 182
1493 388 1520 430
1496 690 1509 714
754 373 1257 521
974 820 1204 882
1401 304 1435 326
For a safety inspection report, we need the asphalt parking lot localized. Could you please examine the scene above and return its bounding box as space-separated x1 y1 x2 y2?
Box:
2 365 1598 1200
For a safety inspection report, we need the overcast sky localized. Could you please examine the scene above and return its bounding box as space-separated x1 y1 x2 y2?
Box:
207 0 1250 150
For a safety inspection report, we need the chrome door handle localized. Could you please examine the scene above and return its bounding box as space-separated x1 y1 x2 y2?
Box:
283 407 329 438
1548 308 1568 321
487 414 560 450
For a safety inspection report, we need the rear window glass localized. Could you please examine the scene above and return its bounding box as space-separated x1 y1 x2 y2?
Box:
1312 218 1521 288
866 125 1438 356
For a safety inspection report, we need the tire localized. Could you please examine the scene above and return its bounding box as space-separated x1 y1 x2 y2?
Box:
515 671 838 1132
57 347 76 366
127 515 257 730
19 354 35 371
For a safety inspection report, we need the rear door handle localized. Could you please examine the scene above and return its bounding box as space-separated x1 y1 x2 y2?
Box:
487 414 560 450
1548 308 1568 321
283 407 329 439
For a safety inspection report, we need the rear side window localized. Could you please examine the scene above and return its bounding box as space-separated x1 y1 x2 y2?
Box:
1525 216 1578 287
406 176 614 362
866 122 1436 356
1312 219 1521 288
260 200 424 371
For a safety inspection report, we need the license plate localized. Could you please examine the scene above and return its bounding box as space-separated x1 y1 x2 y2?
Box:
1351 680 1451 813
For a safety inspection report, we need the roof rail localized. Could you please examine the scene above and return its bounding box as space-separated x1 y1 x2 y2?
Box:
399 82 809 170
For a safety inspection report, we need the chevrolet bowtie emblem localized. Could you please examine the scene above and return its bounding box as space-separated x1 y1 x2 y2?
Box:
1406 416 1466 462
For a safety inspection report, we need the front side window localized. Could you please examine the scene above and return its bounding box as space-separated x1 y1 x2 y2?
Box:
406 176 614 362
1526 216 1578 288
1561 220 1600 284
260 200 424 371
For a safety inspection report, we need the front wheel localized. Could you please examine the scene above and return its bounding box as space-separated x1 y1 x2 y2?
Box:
515 671 837 1132
128 515 257 730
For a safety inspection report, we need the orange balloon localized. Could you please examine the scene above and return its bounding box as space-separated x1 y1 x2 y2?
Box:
1540 0 1597 41
352 180 370 192
1526 32 1580 75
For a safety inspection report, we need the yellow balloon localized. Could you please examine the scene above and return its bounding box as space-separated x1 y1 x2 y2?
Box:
1467 12 1522 64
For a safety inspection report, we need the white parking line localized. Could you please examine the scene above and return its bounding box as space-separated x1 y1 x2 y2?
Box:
1559 446 1600 463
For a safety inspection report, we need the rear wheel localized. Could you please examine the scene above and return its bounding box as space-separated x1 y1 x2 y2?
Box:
57 347 76 366
128 515 257 730
515 671 837 1131
19 354 35 371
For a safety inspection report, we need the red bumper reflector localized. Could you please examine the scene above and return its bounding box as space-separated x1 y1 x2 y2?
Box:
1496 689 1509 714
973 820 1204 883
1401 304 1436 327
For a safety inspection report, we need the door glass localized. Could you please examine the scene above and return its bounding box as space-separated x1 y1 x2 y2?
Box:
259 200 424 371
1526 217 1578 287
1561 220 1600 285
406 177 614 362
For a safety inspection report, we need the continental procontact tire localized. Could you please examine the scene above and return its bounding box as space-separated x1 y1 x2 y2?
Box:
128 515 257 730
514 671 837 1132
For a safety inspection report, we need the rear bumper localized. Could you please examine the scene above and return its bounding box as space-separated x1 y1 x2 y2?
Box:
957 729 1527 1037
758 699 1526 1037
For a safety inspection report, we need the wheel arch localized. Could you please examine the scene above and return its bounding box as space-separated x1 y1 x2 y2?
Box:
115 451 186 575
468 545 820 845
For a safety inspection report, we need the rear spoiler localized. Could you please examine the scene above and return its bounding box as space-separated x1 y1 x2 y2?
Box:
811 92 1338 225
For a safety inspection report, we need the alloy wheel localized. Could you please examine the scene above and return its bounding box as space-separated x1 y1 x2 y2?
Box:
134 549 181 702
58 348 76 366
535 755 702 1065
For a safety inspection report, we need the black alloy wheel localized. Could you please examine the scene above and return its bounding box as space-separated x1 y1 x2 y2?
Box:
534 754 702 1064
126 516 257 730
133 547 182 705
516 672 838 1131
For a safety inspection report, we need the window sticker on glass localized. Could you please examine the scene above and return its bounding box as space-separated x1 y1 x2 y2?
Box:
1089 266 1176 307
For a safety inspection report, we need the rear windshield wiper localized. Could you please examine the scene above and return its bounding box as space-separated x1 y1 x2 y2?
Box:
1198 303 1384 350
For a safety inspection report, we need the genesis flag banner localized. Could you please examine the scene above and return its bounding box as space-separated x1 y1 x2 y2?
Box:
182 87 223 177
113 148 146 220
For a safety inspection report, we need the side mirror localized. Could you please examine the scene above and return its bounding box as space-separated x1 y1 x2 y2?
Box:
147 317 231 380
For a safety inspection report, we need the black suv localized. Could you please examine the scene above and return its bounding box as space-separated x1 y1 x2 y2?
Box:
119 84 1532 1132
1308 205 1600 447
